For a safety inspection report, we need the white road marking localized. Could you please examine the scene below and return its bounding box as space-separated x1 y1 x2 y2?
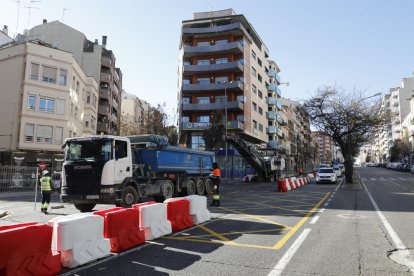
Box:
389 178 397 180
310 215 320 225
267 228 312 276
319 208 326 213
370 178 376 180
363 181 414 274
398 178 407 180
380 178 386 180
323 202 329 207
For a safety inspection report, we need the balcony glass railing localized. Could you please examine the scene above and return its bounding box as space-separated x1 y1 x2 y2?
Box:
267 126 277 134
267 111 277 120
266 97 276 105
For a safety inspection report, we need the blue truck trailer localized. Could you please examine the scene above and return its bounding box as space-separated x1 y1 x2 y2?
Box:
61 135 214 212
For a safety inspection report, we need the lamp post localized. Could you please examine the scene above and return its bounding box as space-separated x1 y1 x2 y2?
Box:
223 81 234 166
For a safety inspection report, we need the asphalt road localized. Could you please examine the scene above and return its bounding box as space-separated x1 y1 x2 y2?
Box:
1 168 414 275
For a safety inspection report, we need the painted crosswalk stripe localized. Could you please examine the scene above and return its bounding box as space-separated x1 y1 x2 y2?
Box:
370 178 376 180
398 178 407 180
380 178 386 180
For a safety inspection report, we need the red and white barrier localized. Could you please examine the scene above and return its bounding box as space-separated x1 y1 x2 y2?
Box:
164 198 194 232
185 195 211 224
0 222 61 276
93 207 145 253
132 202 172 240
48 213 110 268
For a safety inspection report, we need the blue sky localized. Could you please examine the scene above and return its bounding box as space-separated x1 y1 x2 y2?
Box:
2 0 414 121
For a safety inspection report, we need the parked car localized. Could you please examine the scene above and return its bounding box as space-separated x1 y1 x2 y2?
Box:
411 165 414 174
333 166 342 177
337 164 345 173
398 164 411 172
316 168 337 184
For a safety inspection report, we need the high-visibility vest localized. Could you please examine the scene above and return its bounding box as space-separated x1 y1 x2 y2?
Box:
40 176 52 192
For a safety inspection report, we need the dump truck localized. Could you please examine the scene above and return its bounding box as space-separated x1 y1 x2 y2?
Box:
61 135 214 212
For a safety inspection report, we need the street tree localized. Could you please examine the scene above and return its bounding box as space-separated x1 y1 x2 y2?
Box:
390 138 411 162
202 111 225 150
302 86 384 183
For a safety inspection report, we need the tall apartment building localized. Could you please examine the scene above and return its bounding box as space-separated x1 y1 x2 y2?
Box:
0 41 98 168
121 91 152 135
178 9 283 151
313 131 334 163
21 20 122 135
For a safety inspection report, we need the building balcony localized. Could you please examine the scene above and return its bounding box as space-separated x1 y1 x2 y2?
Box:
182 80 243 93
97 122 109 133
182 22 250 40
277 128 284 138
181 120 244 131
101 57 112 68
100 88 110 100
183 60 243 74
182 100 244 111
112 99 119 110
266 111 277 120
100 72 111 83
277 114 287 125
267 126 278 134
267 97 276 106
111 114 118 125
183 41 243 58
267 69 277 79
275 73 281 84
98 105 110 115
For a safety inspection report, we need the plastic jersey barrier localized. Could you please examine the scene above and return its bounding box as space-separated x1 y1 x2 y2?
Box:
132 202 172 240
164 198 194 232
48 213 110 268
93 207 145 253
185 195 211 224
0 222 61 276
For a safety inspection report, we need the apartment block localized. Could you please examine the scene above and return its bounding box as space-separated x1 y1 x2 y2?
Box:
21 20 122 135
121 91 152 135
178 9 283 150
313 131 334 163
0 41 98 167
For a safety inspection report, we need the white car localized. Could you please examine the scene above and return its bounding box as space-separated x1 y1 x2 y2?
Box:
333 166 342 177
337 164 345 173
316 168 337 184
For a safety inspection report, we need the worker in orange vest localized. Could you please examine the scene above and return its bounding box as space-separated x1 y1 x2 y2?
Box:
209 162 221 207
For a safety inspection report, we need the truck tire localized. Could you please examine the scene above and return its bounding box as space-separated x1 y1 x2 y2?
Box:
184 179 196 196
121 186 139 207
161 181 174 199
74 203 96 213
204 178 213 195
195 178 205 196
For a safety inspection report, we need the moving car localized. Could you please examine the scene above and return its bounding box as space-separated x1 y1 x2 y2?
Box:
316 168 337 184
333 166 342 177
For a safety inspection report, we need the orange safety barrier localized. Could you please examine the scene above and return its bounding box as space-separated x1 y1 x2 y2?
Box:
165 199 194 232
93 207 145 253
0 222 61 276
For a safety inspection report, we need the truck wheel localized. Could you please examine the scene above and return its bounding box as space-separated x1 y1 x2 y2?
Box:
184 179 196 196
121 186 138 207
204 178 213 195
196 178 205 196
161 181 174 199
74 203 96 213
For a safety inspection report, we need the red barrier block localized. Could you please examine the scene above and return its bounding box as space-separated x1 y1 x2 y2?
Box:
0 222 61 276
93 207 145 253
165 199 194 232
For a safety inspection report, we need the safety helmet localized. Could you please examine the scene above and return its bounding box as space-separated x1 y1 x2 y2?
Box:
42 170 49 176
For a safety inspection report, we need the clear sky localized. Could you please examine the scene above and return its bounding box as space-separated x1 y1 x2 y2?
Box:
2 0 414 120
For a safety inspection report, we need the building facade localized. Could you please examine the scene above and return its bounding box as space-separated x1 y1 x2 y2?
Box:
0 41 98 168
22 20 122 135
121 91 152 135
178 9 284 150
313 131 334 164
0 25 13 46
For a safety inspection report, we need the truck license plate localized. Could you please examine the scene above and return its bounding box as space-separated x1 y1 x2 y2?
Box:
86 195 99 199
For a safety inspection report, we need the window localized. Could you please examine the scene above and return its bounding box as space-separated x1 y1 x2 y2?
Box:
252 102 257 111
76 81 80 93
58 69 67 85
253 120 258 129
196 115 210 123
24 124 34 142
215 76 228 84
30 63 39 80
197 78 210 84
36 125 52 143
183 60 191 65
197 59 210 65
215 39 228 45
54 127 63 144
182 97 190 104
183 79 190 84
56 99 65 115
252 67 257 77
74 107 78 119
39 97 55 113
259 107 263 115
237 115 244 122
93 94 98 108
85 121 89 127
197 97 210 104
115 140 128 159
182 116 189 123
197 41 210 46
216 96 226 103
251 50 256 60
258 90 263 99
70 102 74 117
215 58 228 64
41 65 57 83
72 76 76 90
192 135 205 150
258 74 262 83
91 115 96 130
52 42 61 49
252 84 257 94
257 58 262 67
259 124 263 132
27 95 36 110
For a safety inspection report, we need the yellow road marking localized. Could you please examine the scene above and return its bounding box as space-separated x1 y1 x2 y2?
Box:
196 224 237 244
174 228 286 239
272 192 330 249
229 197 307 214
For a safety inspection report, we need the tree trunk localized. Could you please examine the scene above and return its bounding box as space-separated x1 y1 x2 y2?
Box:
344 159 353 183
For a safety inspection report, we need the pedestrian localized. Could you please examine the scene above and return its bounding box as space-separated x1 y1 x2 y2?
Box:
40 170 53 214
209 162 221 207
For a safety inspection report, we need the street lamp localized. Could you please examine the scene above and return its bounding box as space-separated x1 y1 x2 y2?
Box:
223 81 234 165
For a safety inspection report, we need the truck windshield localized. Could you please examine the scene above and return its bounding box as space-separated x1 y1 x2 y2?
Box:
65 140 112 162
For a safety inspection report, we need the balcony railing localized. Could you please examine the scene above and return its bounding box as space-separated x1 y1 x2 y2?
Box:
97 122 109 132
100 72 111 83
98 105 110 115
183 60 243 74
182 80 243 93
266 97 276 105
182 100 243 111
266 111 277 120
100 88 110 100
101 57 112 68
183 41 243 57
267 126 277 134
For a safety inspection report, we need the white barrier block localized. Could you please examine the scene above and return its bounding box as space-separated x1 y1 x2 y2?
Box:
48 213 110 268
140 203 172 240
185 195 211 224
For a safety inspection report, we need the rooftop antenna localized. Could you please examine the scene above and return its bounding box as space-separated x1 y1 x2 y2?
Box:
62 8 69 22
207 3 214 12
12 0 21 38
25 0 41 28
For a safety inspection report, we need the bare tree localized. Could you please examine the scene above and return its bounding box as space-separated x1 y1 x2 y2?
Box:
390 138 411 162
202 111 225 150
302 86 384 183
